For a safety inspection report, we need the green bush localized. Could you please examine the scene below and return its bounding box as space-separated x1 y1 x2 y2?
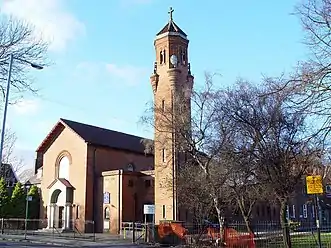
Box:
0 178 10 218
27 185 40 220
11 182 26 218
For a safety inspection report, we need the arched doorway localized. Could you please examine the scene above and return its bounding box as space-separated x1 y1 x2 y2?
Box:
47 179 75 231
50 189 61 203
104 207 110 231
49 189 65 229
47 152 74 231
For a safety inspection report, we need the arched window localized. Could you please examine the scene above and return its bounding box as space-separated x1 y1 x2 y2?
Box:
162 149 166 163
104 207 110 220
159 50 163 64
179 47 183 64
161 100 165 112
182 51 186 65
57 156 70 180
163 49 166 64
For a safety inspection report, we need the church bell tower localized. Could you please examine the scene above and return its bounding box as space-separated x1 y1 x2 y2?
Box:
150 7 194 224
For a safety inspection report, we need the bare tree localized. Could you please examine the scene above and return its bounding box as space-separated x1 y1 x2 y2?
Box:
2 128 24 172
304 149 331 180
175 162 222 245
295 0 331 61
220 80 321 248
176 163 214 223
0 15 49 102
267 0 331 141
225 150 265 234
0 128 24 187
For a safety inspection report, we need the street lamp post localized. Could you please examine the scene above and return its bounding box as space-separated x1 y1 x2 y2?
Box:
0 54 14 165
24 184 32 240
0 54 43 164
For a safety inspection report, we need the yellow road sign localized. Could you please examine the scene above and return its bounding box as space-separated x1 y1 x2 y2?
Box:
306 175 324 195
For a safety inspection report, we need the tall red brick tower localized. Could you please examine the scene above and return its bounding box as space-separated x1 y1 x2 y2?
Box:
150 7 194 224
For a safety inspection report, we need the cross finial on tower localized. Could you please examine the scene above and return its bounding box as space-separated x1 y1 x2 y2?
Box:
168 7 174 21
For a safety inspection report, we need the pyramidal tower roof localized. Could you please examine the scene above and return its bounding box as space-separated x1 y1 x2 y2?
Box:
156 7 187 38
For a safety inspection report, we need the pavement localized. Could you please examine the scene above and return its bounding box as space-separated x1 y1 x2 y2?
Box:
0 234 148 247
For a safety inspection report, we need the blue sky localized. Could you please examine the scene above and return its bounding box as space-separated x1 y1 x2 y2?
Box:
0 0 308 170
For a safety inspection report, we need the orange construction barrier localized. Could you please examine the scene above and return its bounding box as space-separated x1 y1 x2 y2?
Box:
207 227 255 248
158 223 173 239
224 228 255 248
158 222 188 240
207 227 221 241
170 223 188 239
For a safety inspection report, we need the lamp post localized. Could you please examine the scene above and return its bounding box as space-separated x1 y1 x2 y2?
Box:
24 184 32 240
0 54 43 165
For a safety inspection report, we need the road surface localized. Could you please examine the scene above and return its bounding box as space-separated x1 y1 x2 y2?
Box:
0 240 65 247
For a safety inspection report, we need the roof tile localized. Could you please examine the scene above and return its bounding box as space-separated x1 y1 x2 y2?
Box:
157 20 187 37
60 119 153 155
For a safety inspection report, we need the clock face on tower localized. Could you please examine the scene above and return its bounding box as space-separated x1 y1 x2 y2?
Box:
170 55 178 67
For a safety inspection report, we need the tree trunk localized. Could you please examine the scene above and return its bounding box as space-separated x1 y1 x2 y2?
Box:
213 198 224 246
237 198 254 235
280 200 292 248
243 217 254 235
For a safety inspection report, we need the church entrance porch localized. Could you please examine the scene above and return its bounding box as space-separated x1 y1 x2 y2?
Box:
46 179 75 231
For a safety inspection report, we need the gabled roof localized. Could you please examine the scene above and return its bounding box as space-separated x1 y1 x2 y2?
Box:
0 163 19 182
47 178 75 189
36 118 153 155
25 174 41 185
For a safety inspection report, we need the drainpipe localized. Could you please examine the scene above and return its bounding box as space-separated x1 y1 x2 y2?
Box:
118 170 122 234
92 148 97 232
171 89 176 221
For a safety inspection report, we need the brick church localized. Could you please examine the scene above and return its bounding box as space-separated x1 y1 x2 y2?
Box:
34 8 194 234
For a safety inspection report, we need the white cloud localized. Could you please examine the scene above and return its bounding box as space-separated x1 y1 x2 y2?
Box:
12 99 40 115
1 0 85 52
106 64 148 86
73 62 148 86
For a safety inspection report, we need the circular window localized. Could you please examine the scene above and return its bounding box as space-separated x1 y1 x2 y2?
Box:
127 163 134 172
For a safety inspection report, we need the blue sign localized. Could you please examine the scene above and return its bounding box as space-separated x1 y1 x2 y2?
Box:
103 192 110 204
